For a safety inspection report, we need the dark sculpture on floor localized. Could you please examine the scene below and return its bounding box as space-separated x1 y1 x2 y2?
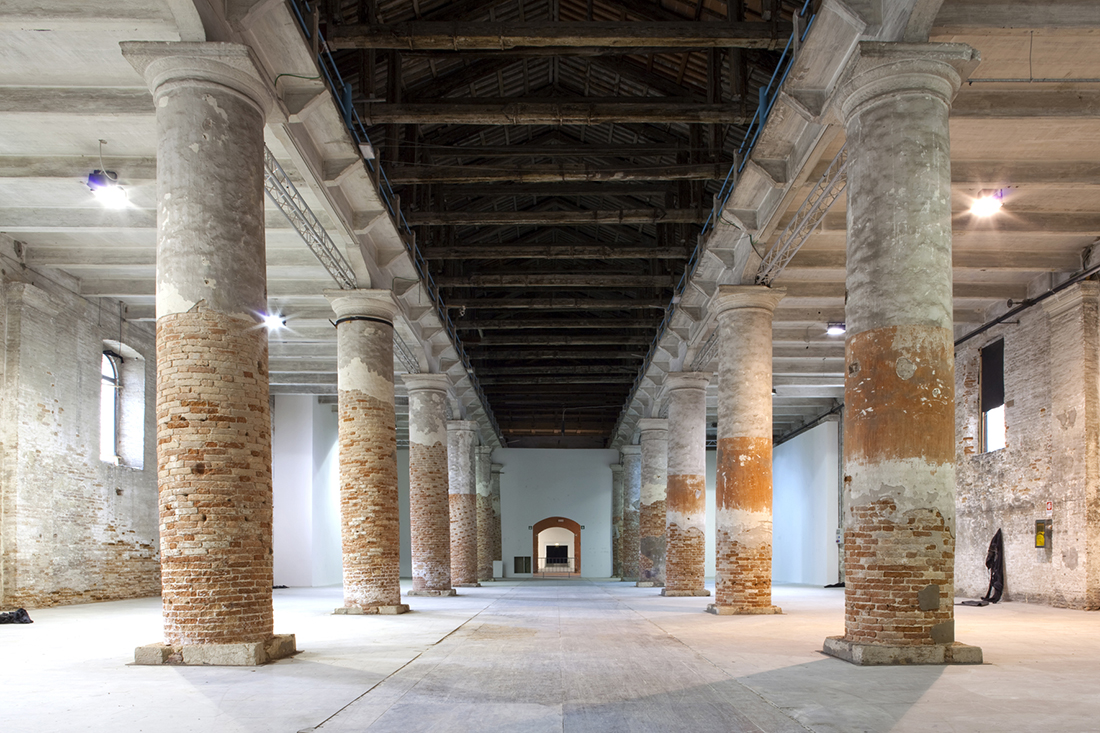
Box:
0 607 32 624
961 528 1004 607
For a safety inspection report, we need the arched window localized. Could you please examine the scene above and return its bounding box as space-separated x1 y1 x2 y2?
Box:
99 343 145 468
100 350 120 462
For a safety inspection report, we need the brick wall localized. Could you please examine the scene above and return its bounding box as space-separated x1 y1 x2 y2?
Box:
956 283 1100 609
0 247 159 609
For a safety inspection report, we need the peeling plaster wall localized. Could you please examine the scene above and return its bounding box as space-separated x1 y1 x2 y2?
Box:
955 294 1100 609
0 268 159 608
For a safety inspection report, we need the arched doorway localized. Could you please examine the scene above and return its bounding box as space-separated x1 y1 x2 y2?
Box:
532 516 581 576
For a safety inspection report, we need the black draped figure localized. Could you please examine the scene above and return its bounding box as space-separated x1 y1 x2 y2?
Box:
982 529 1005 603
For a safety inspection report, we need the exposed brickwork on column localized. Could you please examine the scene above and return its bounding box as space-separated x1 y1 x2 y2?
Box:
491 464 503 566
610 464 624 578
403 375 452 595
843 325 955 644
709 287 784 615
620 446 642 580
714 437 774 609
448 421 479 587
476 447 493 582
157 308 273 645
666 476 706 593
328 291 404 614
638 419 668 586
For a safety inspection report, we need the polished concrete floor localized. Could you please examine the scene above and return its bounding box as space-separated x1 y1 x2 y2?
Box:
3 580 1098 732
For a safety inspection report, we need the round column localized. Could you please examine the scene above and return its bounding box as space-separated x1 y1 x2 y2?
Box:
637 418 668 587
824 43 982 665
708 285 785 615
448 420 480 587
327 290 408 616
620 446 642 581
663 372 712 597
610 463 624 578
490 463 503 570
403 374 455 597
122 42 294 664
475 445 494 582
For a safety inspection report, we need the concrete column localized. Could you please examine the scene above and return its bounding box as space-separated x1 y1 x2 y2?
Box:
326 290 408 616
490 463 503 571
637 418 668 587
664 372 712 597
448 420 480 587
475 445 494 582
610 463 624 578
824 42 982 665
122 42 294 665
403 374 455 597
708 286 784 616
620 446 642 581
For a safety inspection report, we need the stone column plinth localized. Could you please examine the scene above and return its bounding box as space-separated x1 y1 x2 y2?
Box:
476 446 494 582
708 286 784 616
620 446 642 581
638 418 668 587
327 290 408 616
823 42 982 666
122 41 295 666
610 463 624 579
403 374 455 597
664 372 712 597
490 463 503 574
448 421 480 587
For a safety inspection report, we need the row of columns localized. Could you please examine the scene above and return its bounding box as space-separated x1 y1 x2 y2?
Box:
128 37 979 666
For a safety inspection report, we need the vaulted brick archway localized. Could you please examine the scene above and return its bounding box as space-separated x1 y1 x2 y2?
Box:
532 516 581 576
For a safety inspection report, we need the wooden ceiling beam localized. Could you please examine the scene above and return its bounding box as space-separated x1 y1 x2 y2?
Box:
445 296 666 309
434 273 675 287
456 317 655 329
328 21 792 52
478 374 637 385
440 182 673 197
358 100 750 124
468 348 643 359
386 162 722 183
414 143 688 157
424 244 687 259
406 208 705 225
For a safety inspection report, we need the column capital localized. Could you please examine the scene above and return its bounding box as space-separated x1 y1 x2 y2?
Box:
121 41 277 119
711 285 785 320
621 445 642 456
836 42 979 124
490 463 503 474
401 372 452 395
637 417 668 436
610 463 624 474
1042 280 1100 319
447 420 479 433
325 289 401 323
666 371 713 392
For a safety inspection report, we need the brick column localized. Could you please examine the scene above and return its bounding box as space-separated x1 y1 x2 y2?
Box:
637 418 668 587
122 41 294 666
664 372 712 597
448 420 480 587
824 43 982 665
476 445 494 582
402 373 455 597
327 290 408 616
708 286 784 616
490 463 503 572
620 446 642 581
610 463 624 578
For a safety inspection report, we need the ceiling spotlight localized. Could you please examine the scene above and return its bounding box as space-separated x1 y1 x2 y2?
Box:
826 322 846 336
262 313 287 331
970 189 1003 217
87 170 129 209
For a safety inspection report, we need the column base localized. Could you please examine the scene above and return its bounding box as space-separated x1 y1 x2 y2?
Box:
823 637 983 666
453 582 481 588
134 634 297 666
706 604 782 615
406 589 457 597
334 604 410 615
636 580 664 588
662 588 711 597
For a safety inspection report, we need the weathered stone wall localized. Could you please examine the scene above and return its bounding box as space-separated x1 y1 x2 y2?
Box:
956 283 1100 609
0 252 159 609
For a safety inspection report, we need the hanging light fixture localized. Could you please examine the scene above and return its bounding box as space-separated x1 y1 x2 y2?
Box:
970 189 1003 217
826 322 846 336
87 140 129 209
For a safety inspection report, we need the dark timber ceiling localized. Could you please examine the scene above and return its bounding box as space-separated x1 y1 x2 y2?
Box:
320 0 793 447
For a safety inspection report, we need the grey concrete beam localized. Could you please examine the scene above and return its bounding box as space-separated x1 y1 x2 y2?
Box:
0 156 157 180
933 0 1100 30
0 87 153 115
953 90 1100 118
